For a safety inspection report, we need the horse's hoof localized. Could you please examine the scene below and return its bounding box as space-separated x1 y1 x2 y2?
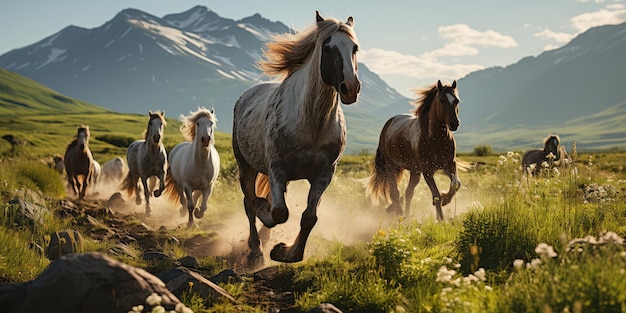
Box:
270 242 302 263
271 206 289 225
153 190 161 197
194 209 205 219
246 248 265 270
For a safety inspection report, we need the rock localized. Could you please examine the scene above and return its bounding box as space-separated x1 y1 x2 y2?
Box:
165 267 236 304
308 303 344 313
143 251 171 262
5 198 50 230
0 252 180 313
46 229 83 260
178 256 199 268
210 269 242 284
106 192 125 208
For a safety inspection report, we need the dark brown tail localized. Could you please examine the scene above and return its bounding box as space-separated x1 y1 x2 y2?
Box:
364 147 398 205
119 171 137 198
162 169 180 204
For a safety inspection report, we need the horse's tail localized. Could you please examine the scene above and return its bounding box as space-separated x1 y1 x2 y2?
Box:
363 147 396 205
255 173 271 199
119 171 137 197
162 168 180 204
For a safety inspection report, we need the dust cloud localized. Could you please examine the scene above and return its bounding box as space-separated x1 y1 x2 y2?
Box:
79 170 482 271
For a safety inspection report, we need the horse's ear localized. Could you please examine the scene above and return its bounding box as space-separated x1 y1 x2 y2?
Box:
148 110 153 116
437 80 443 90
160 111 165 117
452 80 457 89
316 10 324 23
346 16 354 27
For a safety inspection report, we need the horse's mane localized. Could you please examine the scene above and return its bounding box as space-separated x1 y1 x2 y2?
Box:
257 16 358 80
180 107 217 141
544 134 560 146
411 84 440 118
66 125 90 150
143 111 167 140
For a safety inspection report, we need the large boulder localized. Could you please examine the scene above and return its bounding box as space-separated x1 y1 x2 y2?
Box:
46 229 84 260
0 252 181 313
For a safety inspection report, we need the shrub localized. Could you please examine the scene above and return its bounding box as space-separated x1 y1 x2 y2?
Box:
96 134 135 148
456 203 536 274
474 145 492 156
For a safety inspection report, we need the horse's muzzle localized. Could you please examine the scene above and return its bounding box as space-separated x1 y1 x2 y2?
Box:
450 120 460 131
339 78 361 104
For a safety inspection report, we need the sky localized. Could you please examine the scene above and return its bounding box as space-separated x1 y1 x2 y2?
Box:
1 0 626 97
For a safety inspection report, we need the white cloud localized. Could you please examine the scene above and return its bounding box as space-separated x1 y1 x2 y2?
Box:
359 48 484 81
570 5 626 32
534 28 574 43
358 24 516 82
437 24 518 48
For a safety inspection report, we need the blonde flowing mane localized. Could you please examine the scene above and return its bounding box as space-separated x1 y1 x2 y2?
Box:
257 16 359 80
179 107 217 142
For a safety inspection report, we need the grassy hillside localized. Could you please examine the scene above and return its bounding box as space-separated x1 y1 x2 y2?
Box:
0 69 235 168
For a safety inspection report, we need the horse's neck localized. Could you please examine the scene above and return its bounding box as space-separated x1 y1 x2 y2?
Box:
289 63 339 131
420 115 452 142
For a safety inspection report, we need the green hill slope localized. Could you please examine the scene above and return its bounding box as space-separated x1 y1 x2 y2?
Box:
0 68 111 115
0 69 234 168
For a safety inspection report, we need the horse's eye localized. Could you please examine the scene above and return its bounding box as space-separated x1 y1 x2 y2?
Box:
197 122 200 127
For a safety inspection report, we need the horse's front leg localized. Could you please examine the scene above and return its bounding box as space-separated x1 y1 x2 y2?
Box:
270 167 333 263
423 172 444 221
194 186 211 219
153 171 165 197
257 163 288 228
140 176 152 216
441 168 461 206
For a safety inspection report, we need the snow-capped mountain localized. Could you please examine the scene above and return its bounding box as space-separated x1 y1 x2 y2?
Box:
0 6 406 153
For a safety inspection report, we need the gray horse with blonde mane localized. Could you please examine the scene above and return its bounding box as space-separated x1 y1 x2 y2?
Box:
120 111 168 216
232 11 361 264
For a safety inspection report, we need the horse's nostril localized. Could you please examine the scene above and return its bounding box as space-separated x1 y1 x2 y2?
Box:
339 83 348 95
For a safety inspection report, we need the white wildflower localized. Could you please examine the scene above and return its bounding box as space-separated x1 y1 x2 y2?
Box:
535 243 557 258
527 258 542 270
507 151 514 158
552 167 560 176
513 259 524 269
146 293 163 307
541 161 549 168
600 232 624 245
473 268 486 281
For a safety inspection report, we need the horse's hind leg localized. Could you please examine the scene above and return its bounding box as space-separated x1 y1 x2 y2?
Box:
385 166 403 215
404 171 421 216
237 161 264 261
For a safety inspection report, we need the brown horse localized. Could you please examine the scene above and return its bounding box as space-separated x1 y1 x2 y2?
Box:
64 125 95 199
366 80 461 220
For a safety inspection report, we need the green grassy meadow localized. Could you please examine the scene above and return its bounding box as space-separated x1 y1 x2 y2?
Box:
2 68 626 312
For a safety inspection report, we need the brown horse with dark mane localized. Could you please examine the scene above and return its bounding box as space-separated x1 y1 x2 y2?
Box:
64 125 95 199
366 80 461 220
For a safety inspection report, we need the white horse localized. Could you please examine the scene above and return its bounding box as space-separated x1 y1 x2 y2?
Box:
120 111 168 216
102 157 125 184
90 159 101 194
163 107 220 229
232 11 361 263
